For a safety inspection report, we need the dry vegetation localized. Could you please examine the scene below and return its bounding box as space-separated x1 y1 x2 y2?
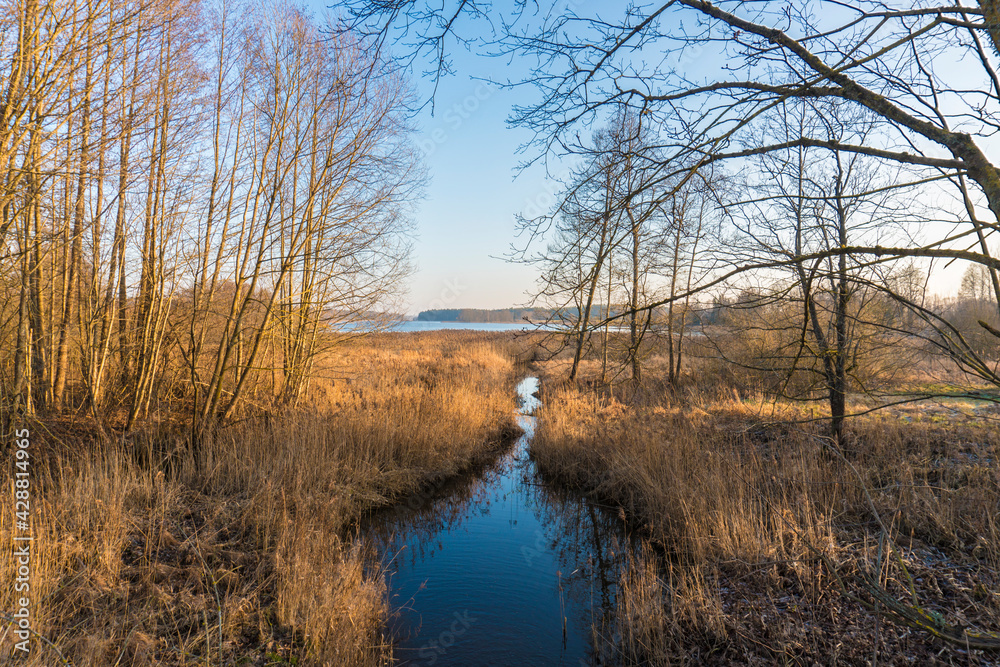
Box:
531 336 1000 665
0 332 518 666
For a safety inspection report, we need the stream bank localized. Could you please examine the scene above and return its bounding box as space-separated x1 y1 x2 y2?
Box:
361 377 640 665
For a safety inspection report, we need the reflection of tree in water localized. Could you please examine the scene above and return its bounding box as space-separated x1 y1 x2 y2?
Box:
524 470 643 648
351 383 657 663
353 436 526 567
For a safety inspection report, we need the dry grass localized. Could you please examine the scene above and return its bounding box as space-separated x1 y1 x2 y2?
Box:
533 347 1000 664
0 331 518 666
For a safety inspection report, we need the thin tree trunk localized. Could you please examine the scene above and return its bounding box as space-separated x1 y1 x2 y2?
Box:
626 205 642 383
831 155 850 446
53 21 94 410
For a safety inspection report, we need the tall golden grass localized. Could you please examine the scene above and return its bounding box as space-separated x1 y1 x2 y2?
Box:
534 351 1000 663
0 332 517 665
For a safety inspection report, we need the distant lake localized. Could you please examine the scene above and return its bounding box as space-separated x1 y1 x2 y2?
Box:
392 320 535 332
346 320 702 335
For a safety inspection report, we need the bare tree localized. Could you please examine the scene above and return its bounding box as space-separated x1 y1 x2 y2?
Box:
182 2 419 434
337 1 1000 348
0 0 420 431
714 101 922 441
527 113 676 383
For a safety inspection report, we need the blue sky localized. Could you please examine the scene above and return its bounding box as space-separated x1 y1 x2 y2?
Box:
403 59 549 315
310 2 972 315
386 12 968 315
308 1 553 315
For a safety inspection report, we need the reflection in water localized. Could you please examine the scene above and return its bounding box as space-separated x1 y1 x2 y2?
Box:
358 377 639 666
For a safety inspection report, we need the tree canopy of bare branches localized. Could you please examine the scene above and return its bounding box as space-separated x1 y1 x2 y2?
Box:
0 0 422 431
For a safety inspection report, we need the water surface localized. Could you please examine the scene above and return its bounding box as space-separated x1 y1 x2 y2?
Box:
392 321 535 332
361 377 636 666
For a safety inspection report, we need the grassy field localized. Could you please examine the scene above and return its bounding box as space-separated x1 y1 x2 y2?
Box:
5 327 999 665
531 336 1000 664
0 331 520 666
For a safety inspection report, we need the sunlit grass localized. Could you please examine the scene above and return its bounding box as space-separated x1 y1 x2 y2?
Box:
0 332 517 665
533 347 1000 663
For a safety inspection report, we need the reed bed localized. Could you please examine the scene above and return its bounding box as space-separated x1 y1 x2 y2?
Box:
534 353 1000 664
0 331 517 666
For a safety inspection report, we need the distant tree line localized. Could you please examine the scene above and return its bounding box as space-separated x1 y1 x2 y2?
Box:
416 308 554 323
414 305 675 323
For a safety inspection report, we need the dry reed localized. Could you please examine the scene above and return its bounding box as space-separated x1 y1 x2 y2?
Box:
533 350 1000 664
0 332 517 665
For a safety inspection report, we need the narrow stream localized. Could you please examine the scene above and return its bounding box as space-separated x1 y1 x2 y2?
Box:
361 377 637 666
